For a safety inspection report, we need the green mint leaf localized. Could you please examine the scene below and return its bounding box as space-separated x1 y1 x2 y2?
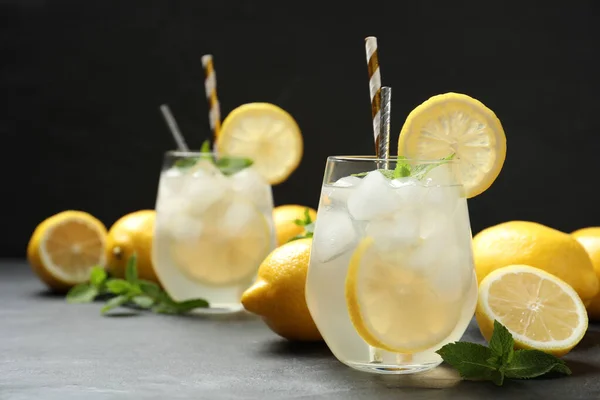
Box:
105 279 133 295
100 295 129 314
152 303 178 314
491 370 505 386
167 298 210 314
131 295 155 309
174 157 200 169
504 350 571 379
379 169 397 179
138 280 162 298
66 283 99 304
293 218 305 227
125 254 138 282
89 267 107 287
200 139 211 154
393 156 411 178
489 320 515 364
214 156 253 176
303 208 313 225
437 342 498 382
350 172 368 177
411 153 456 180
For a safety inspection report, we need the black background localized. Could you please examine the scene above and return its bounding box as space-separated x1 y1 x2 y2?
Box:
1 1 599 258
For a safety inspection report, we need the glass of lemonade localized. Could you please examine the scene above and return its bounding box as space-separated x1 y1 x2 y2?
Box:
305 156 478 374
152 151 276 313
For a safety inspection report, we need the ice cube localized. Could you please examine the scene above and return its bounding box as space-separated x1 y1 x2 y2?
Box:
421 185 460 218
422 163 455 186
166 212 204 242
222 200 259 237
158 168 186 198
366 210 421 252
313 210 357 263
405 230 446 271
322 176 363 207
184 163 230 216
390 177 428 205
347 171 399 220
229 167 273 212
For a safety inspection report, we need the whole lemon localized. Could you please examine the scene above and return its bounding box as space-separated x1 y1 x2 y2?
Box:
472 221 598 303
105 210 160 284
273 205 317 246
241 238 322 341
572 227 600 319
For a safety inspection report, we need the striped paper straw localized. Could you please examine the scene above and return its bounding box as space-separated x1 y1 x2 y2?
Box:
365 37 382 150
201 54 221 139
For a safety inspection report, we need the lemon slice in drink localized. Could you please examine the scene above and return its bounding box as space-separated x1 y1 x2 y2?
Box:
27 211 108 291
170 198 272 287
216 103 303 185
345 238 462 353
476 264 588 357
398 93 506 198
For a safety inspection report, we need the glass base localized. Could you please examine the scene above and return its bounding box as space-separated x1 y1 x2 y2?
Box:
189 303 244 315
346 360 442 375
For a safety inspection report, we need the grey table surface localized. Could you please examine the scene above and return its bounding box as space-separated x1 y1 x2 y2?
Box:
1 260 600 400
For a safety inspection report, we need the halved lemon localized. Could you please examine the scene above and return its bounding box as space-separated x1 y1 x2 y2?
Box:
398 93 506 198
216 103 303 185
27 210 108 291
170 198 272 287
345 238 463 353
476 264 588 357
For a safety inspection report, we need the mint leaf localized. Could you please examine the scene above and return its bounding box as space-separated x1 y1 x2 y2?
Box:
125 254 138 282
437 342 498 382
171 298 209 313
504 350 571 379
215 156 253 176
89 267 107 287
174 157 201 169
411 153 455 180
489 320 515 365
393 156 411 178
66 283 99 303
289 208 316 242
138 280 162 298
105 279 133 294
200 139 211 154
131 295 155 309
100 295 129 314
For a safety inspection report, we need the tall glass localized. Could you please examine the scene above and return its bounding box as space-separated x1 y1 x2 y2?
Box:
305 156 477 374
152 151 276 313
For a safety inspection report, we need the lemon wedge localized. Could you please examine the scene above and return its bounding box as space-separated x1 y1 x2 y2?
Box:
345 238 463 353
216 103 303 185
476 264 588 357
398 92 506 198
170 198 272 287
27 210 108 291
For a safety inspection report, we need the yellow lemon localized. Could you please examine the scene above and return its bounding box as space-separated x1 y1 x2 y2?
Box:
241 238 322 341
473 221 598 303
216 103 303 185
273 204 317 246
398 92 506 198
106 210 160 284
476 264 588 357
27 210 107 292
571 227 600 319
345 238 463 353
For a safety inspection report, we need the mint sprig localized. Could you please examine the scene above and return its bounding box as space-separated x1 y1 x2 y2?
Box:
174 139 253 176
437 320 571 386
66 254 209 315
351 153 455 180
287 208 315 242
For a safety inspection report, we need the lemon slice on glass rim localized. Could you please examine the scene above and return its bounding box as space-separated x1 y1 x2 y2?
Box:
398 92 506 198
216 103 303 185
